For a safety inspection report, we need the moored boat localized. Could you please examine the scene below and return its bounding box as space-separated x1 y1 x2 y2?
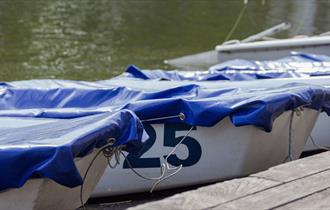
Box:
2 79 330 198
0 111 145 210
116 52 330 152
165 30 330 70
94 108 318 197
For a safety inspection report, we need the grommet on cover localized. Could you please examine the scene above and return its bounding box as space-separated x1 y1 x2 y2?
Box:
107 137 116 146
178 112 185 121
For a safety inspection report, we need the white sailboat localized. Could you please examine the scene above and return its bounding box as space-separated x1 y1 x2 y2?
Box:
165 23 330 70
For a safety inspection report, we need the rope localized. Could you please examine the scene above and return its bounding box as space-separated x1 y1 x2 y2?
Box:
150 126 194 192
308 92 330 151
141 112 185 123
80 112 190 208
121 126 194 193
80 139 117 210
283 110 295 162
121 151 166 181
288 110 294 161
223 0 248 43
310 135 330 151
106 146 124 168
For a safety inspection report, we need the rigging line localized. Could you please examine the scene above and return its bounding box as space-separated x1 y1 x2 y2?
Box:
223 0 248 43
164 126 194 171
150 126 194 192
283 109 295 163
80 142 117 210
106 147 123 168
121 151 167 181
309 94 329 151
121 125 194 193
141 112 185 123
310 135 330 151
288 110 294 161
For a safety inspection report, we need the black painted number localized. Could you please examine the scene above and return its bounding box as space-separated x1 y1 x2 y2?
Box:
123 123 202 168
123 124 160 168
164 124 201 167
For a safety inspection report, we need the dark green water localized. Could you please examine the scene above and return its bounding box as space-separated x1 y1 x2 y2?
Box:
0 0 329 81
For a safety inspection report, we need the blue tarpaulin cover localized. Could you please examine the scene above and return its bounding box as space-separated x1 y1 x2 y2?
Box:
1 81 330 131
3 52 330 191
122 52 330 81
0 110 145 190
2 74 330 190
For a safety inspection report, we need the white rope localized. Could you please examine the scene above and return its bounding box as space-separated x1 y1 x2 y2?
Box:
223 0 248 43
308 92 330 151
121 151 167 181
310 135 330 151
141 112 185 122
80 138 118 209
105 146 124 168
80 112 192 208
121 125 194 193
82 112 190 198
150 126 194 192
107 112 188 192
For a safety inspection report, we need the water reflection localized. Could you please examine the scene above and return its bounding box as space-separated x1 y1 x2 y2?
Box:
0 0 329 81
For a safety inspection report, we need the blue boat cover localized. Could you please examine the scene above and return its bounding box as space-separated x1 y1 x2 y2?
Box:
0 110 145 190
122 52 330 81
3 52 330 191
1 81 330 132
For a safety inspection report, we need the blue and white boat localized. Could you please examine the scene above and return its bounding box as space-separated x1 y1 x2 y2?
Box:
0 108 146 210
116 52 330 152
2 69 330 198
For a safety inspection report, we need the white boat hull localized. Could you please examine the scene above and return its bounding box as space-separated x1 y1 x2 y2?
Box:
305 112 329 151
216 36 330 64
166 36 330 70
93 109 318 197
107 76 330 151
0 148 108 210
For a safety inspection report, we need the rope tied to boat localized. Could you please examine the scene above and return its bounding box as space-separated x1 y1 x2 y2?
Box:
80 137 119 210
120 126 194 193
80 112 190 209
283 108 303 162
310 135 330 151
223 0 248 43
121 112 191 193
141 112 185 122
309 94 330 151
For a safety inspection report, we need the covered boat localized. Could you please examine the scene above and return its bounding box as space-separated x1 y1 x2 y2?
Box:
123 52 330 81
117 52 330 152
1 79 329 197
0 109 146 210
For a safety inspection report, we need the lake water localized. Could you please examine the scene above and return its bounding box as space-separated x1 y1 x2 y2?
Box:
0 0 329 81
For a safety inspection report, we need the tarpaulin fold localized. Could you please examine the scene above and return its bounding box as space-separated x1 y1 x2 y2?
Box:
0 110 145 190
122 52 330 81
1 82 330 131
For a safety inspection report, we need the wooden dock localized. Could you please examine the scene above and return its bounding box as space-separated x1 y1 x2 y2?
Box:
129 151 330 210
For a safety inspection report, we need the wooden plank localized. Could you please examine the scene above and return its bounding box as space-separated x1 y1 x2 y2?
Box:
252 151 330 182
275 188 330 209
130 152 330 210
213 169 330 210
129 177 279 210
